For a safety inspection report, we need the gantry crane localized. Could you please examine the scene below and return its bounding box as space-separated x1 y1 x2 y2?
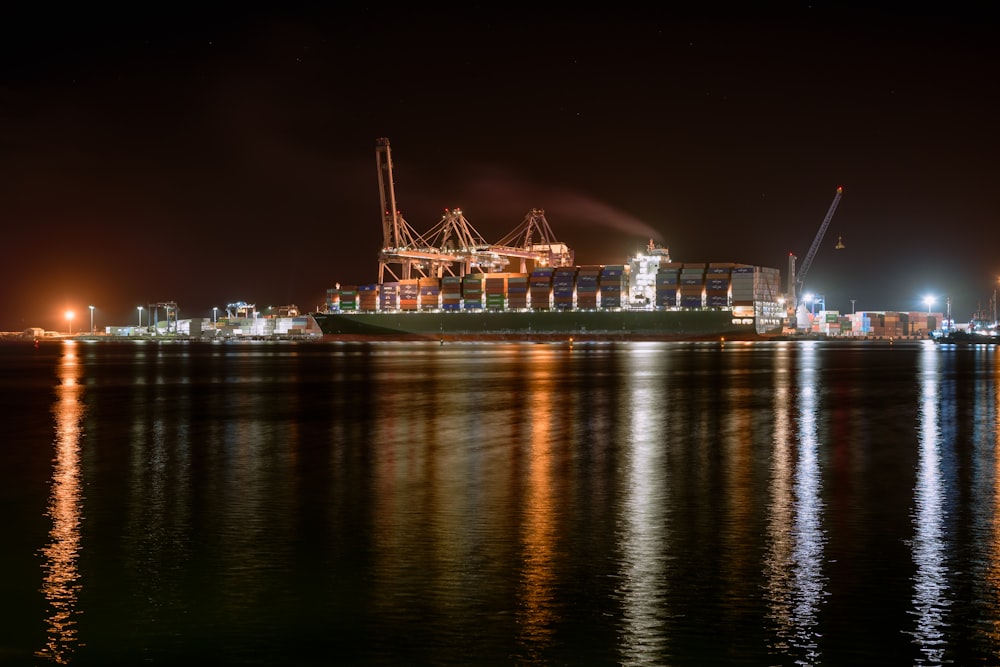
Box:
787 186 843 316
373 138 576 281
420 207 501 275
490 208 575 272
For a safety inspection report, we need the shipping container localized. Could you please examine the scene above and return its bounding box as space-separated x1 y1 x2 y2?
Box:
681 295 703 308
706 295 728 308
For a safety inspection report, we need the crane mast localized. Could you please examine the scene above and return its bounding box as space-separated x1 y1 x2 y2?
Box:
790 186 843 308
375 138 429 282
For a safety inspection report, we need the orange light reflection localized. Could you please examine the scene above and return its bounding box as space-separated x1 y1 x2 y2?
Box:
516 352 558 658
35 341 85 664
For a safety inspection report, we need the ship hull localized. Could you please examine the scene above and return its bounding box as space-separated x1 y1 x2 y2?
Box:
310 309 778 342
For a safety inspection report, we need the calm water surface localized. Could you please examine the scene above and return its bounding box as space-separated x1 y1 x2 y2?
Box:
2 338 999 665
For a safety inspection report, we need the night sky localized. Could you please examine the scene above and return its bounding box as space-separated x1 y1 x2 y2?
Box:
2 4 997 331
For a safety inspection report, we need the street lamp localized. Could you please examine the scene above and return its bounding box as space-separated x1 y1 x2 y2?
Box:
137 305 144 330
89 305 94 334
924 295 935 314
65 310 74 335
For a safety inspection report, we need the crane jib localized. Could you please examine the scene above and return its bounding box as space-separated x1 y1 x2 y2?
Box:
794 187 844 298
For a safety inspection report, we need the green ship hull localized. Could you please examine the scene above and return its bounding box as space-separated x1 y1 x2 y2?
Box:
311 309 778 341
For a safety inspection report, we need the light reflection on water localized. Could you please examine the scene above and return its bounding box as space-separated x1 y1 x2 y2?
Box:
36 342 84 664
617 345 670 666
910 343 950 665
986 351 1000 648
14 339 1000 664
764 342 828 663
516 350 558 661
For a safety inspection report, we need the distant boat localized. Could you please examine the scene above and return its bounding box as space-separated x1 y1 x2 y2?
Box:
933 329 1000 345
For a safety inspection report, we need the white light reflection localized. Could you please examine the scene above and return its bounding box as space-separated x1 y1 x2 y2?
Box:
985 349 1000 651
909 343 951 663
36 341 85 664
764 342 827 663
618 344 670 665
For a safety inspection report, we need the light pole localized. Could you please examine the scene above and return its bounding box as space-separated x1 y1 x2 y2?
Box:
89 305 94 334
65 310 74 335
924 295 935 314
137 306 144 331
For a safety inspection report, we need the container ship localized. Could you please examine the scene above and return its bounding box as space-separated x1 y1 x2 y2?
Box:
312 241 786 342
311 139 786 342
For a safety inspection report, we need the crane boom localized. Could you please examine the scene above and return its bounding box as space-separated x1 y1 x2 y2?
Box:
794 186 843 302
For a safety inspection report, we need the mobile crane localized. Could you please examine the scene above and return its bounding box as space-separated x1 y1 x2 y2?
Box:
787 186 843 329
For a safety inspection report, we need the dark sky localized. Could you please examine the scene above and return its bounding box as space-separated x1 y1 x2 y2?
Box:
2 3 997 331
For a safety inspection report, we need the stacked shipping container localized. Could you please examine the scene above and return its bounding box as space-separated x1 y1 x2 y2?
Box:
599 265 625 309
358 284 379 311
418 277 440 311
380 282 399 310
484 275 507 310
553 267 577 310
327 262 782 317
656 263 679 308
338 285 358 311
441 276 462 310
462 275 483 309
399 279 419 311
679 263 705 308
530 268 554 310
576 266 601 309
731 266 756 307
706 264 733 308
508 274 529 309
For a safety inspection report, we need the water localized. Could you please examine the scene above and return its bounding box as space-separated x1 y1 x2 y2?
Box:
2 338 999 665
